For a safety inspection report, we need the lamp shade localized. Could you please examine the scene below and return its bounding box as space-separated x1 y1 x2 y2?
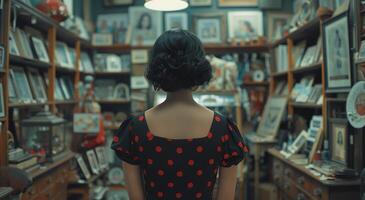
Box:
144 0 188 11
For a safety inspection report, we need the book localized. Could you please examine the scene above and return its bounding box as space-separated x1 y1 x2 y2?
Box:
9 156 38 170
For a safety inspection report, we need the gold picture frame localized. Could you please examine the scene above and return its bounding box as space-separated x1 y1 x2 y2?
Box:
192 13 226 44
218 0 258 7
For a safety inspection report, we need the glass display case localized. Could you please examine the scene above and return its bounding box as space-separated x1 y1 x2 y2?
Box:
20 111 66 162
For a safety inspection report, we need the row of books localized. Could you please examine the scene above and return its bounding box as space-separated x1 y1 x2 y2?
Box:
94 54 131 73
290 76 323 104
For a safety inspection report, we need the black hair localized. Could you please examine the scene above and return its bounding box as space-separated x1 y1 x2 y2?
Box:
137 13 152 29
145 29 212 92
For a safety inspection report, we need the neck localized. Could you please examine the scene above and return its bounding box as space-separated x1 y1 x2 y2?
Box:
165 89 195 104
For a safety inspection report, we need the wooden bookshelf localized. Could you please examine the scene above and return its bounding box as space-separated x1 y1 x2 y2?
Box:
290 102 322 109
94 71 130 76
9 102 47 108
10 55 51 69
242 81 269 87
291 62 322 75
97 99 130 104
271 71 288 78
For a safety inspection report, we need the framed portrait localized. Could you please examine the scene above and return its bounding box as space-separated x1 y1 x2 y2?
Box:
227 11 263 42
0 83 4 118
104 0 133 6
131 49 148 64
288 130 308 155
80 52 94 73
267 12 291 41
30 37 49 63
218 0 257 7
76 155 91 179
189 0 212 6
55 42 72 68
192 13 226 44
9 31 20 56
106 55 122 72
92 33 113 46
26 68 47 103
86 149 100 174
113 83 130 100
129 6 162 46
165 12 188 30
74 113 101 134
329 118 349 165
323 12 352 91
97 13 129 44
10 67 34 103
131 76 149 89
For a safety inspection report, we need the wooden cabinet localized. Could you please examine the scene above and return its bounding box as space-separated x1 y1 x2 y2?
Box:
268 149 359 200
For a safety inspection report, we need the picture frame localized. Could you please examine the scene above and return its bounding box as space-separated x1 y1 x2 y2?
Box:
307 128 323 163
323 12 352 91
104 0 133 6
218 0 258 7
107 167 125 185
189 0 212 6
0 83 4 118
86 149 100 174
14 28 34 59
55 42 73 68
192 13 226 44
113 83 130 100
120 54 131 72
106 55 122 72
96 13 129 44
95 146 109 170
30 37 49 63
10 67 34 103
9 31 20 56
227 11 263 42
92 33 113 46
26 68 47 103
76 155 91 179
61 76 74 98
329 118 349 165
131 76 149 89
8 76 17 102
59 78 71 100
131 49 148 64
129 6 162 46
80 52 94 73
287 130 308 155
54 78 64 100
165 12 188 30
73 113 101 134
267 12 291 41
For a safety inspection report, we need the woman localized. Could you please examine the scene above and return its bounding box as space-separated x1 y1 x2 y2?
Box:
111 29 248 200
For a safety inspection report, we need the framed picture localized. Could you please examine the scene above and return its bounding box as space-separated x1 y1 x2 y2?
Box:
61 76 74 98
97 13 129 44
131 49 148 64
74 17 90 40
14 28 34 59
76 155 91 179
107 167 125 185
54 78 64 100
227 11 263 42
131 76 149 89
92 33 113 46
95 146 109 170
0 83 4 118
10 67 34 103
27 68 47 103
165 12 188 30
55 42 72 68
129 6 162 46
59 78 71 100
323 12 352 91
120 54 131 72
30 37 49 63
104 0 133 6
86 150 100 174
74 113 101 134
329 118 349 165
189 0 212 6
192 13 226 44
106 55 122 72
80 52 94 73
267 12 291 41
287 130 308 155
218 0 258 7
8 76 17 102
9 31 20 56
0 45 4 70
113 83 130 100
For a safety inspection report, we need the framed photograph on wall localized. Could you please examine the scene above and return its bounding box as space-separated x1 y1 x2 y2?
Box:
218 0 258 7
0 83 5 118
92 33 113 46
30 37 49 63
329 118 349 165
227 11 263 42
10 67 34 103
190 0 212 6
267 12 291 41
131 49 148 64
96 13 129 44
323 12 352 91
192 13 226 44
165 12 188 30
106 55 122 72
129 6 162 46
104 0 133 6
131 76 149 89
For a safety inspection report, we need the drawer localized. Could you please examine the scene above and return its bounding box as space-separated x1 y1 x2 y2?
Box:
273 159 284 187
283 166 295 182
282 179 297 199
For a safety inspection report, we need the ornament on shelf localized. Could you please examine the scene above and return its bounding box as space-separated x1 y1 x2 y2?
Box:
36 0 69 22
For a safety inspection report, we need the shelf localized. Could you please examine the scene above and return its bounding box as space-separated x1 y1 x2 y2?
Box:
94 71 131 76
97 99 130 104
10 55 51 69
291 62 322 75
271 71 288 78
55 100 78 105
94 45 150 53
326 97 347 102
9 102 47 108
56 66 76 73
194 90 237 96
242 81 269 87
290 102 322 109
204 44 269 53
80 71 95 76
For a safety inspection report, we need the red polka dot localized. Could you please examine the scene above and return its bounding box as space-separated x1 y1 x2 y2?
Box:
139 146 144 152
113 136 119 142
150 181 155 188
157 192 163 198
133 156 139 161
238 142 244 148
208 159 215 165
207 181 212 187
176 192 182 198
224 154 230 159
134 135 139 143
177 170 183 177
214 116 221 122
139 116 145 121
158 170 164 176
224 134 230 141
188 160 194 166
196 146 204 153
176 147 183 154
168 182 174 188
196 169 203 176
147 158 153 165
167 160 174 166
217 146 222 152
222 161 228 166
196 192 202 198
147 132 154 141
187 182 194 188
221 136 226 143
155 146 162 153
243 146 249 152
232 151 238 156
207 132 213 139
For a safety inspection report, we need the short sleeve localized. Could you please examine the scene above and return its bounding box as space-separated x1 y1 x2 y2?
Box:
220 118 249 167
111 117 140 165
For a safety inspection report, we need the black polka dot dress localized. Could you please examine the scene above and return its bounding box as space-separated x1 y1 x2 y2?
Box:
111 112 249 200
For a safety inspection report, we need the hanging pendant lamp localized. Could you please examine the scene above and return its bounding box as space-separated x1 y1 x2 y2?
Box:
144 0 188 11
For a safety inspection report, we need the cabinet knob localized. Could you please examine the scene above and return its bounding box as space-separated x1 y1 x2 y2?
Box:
313 188 322 197
297 193 305 200
297 177 305 185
